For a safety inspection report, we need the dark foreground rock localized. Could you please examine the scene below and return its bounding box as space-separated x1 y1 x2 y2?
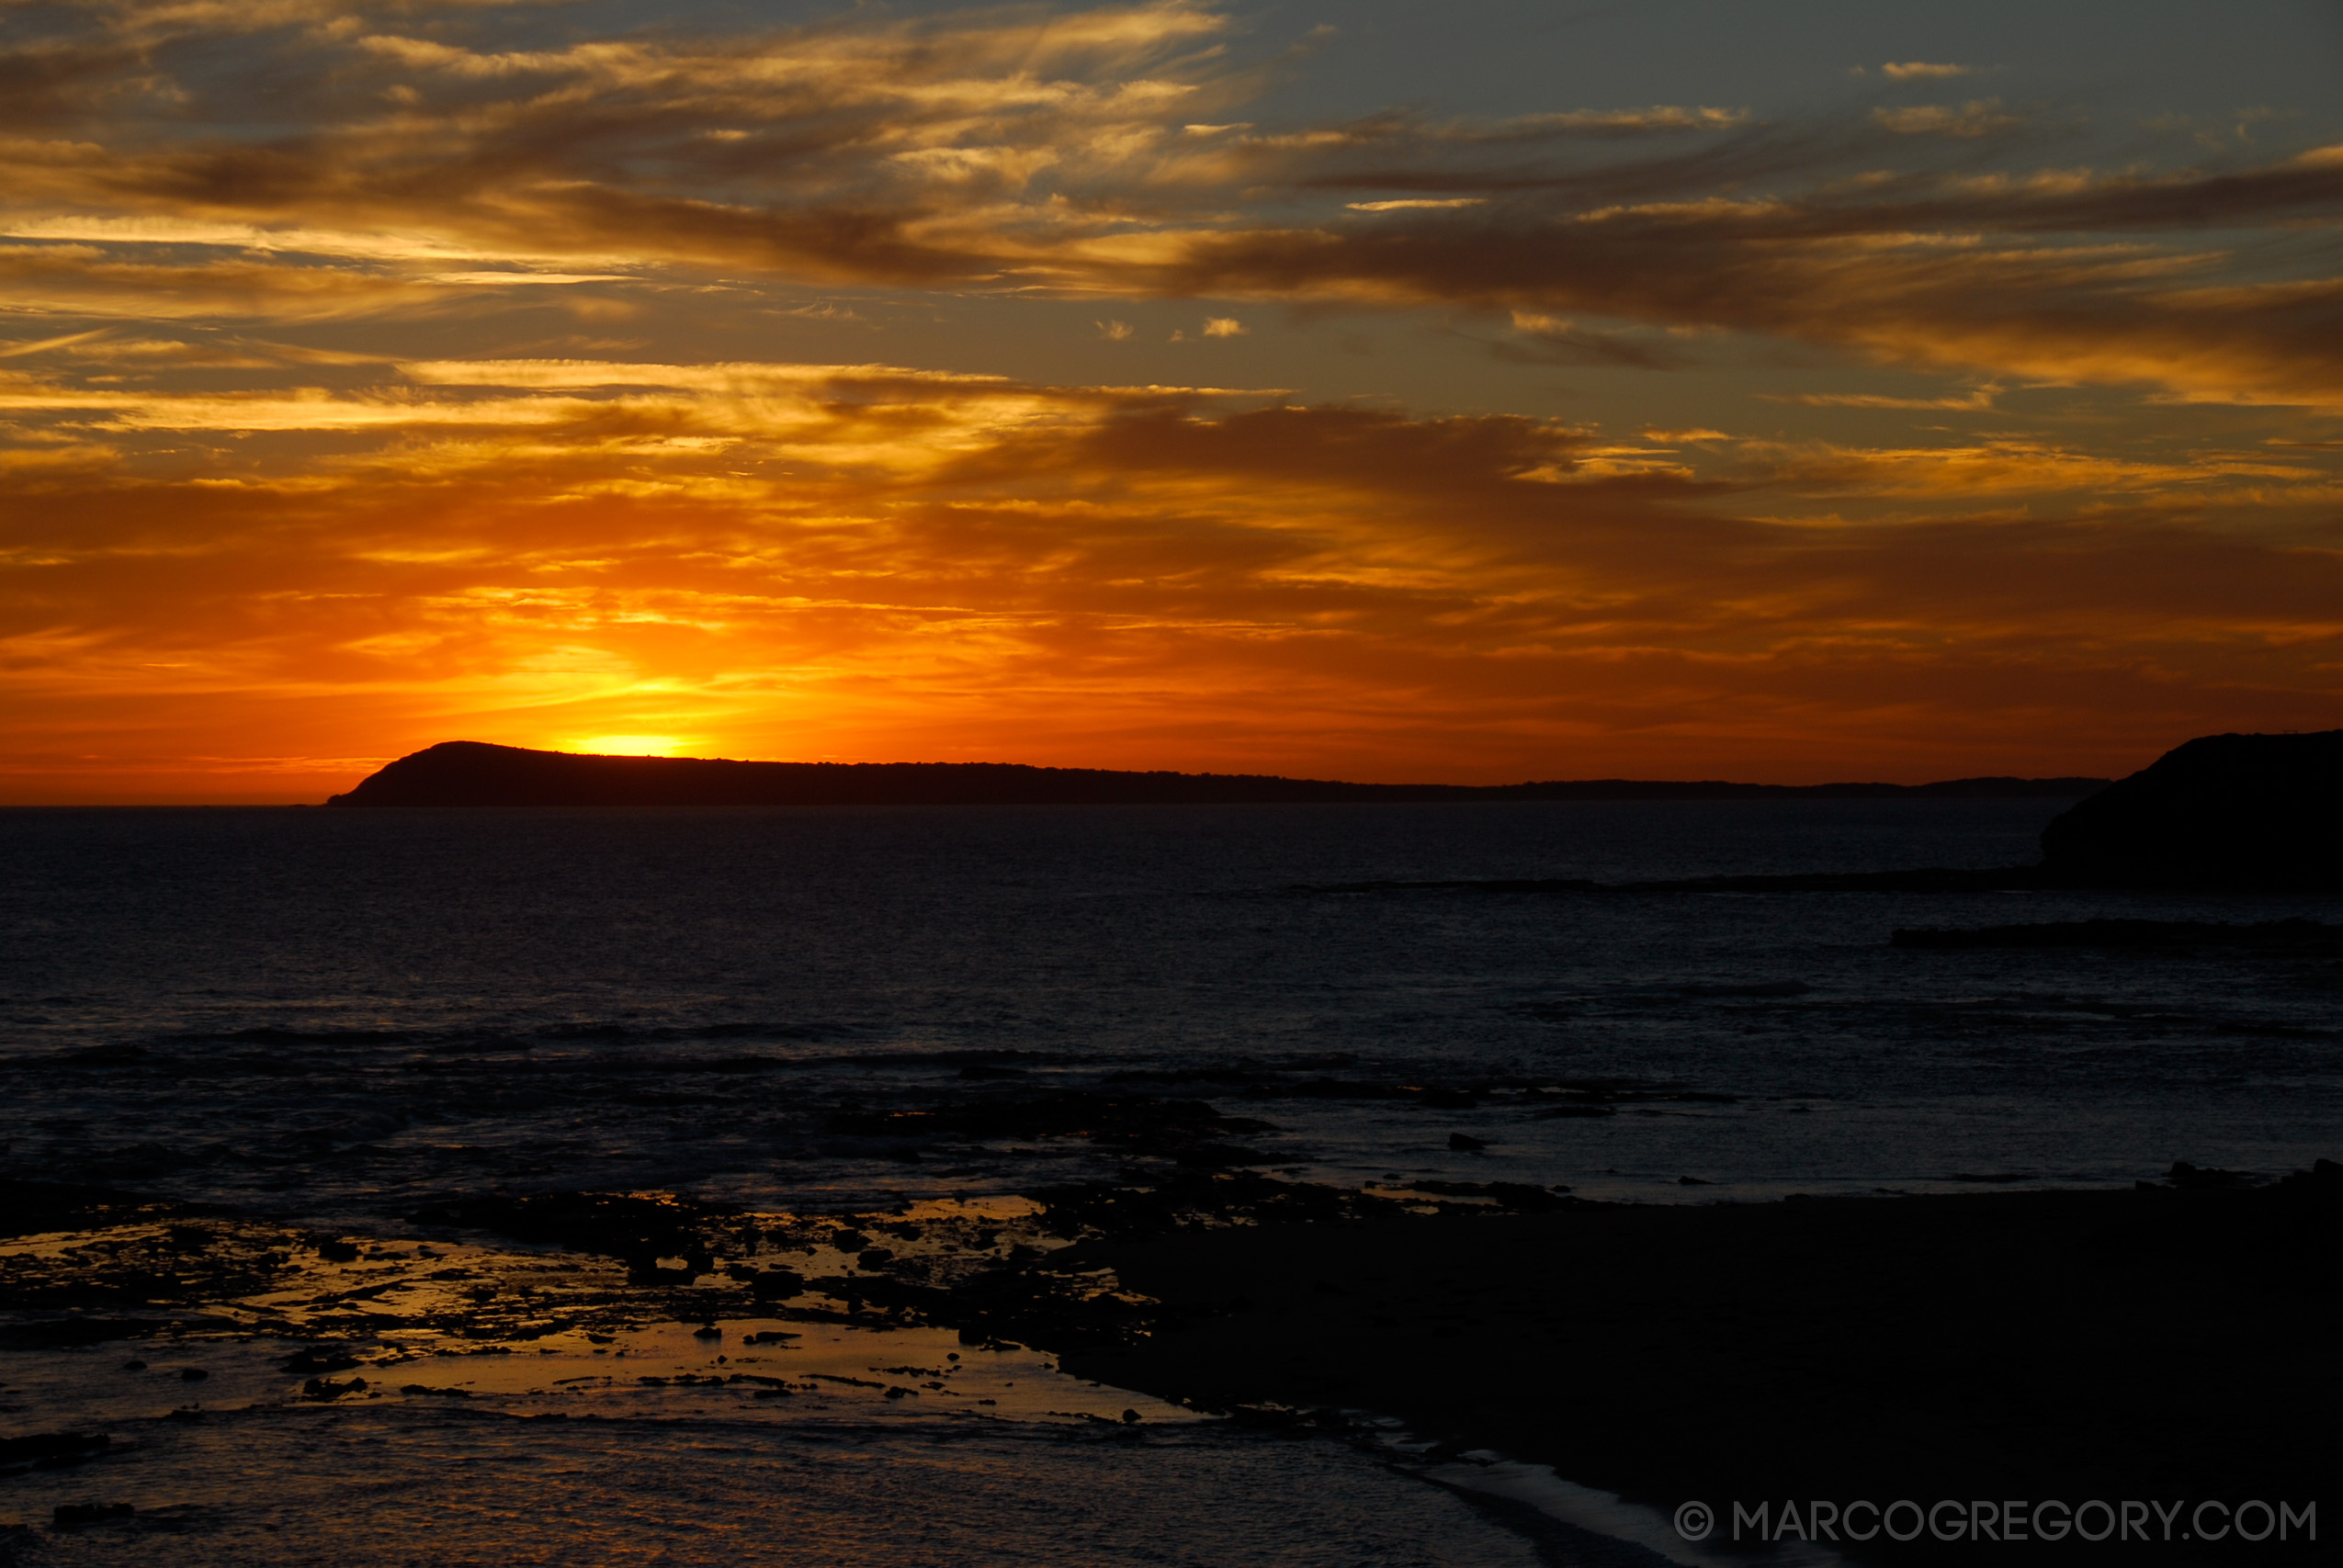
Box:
1038 1166 2341 1565
51 1503 133 1529
0 1179 176 1239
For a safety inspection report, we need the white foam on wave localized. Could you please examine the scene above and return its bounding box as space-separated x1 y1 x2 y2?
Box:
1400 1441 1847 1568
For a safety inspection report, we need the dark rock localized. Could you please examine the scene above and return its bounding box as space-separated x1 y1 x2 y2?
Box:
0 1179 170 1240
119 1359 146 1371
51 1504 133 1529
747 1269 805 1301
2167 1162 2254 1190
2039 730 2343 889
279 1348 361 1374
856 1248 894 1269
1678 1176 1712 1186
1406 1180 1572 1212
0 1433 109 1469
300 1376 368 1401
692 1325 722 1340
1447 1133 1488 1152
177 1367 208 1382
314 1239 360 1263
1171 1143 1271 1169
409 1190 721 1278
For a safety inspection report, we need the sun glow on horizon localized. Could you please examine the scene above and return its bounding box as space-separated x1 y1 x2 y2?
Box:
571 736 693 758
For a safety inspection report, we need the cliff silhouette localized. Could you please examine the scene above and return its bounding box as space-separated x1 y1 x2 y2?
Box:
2038 728 2343 889
322 741 2105 809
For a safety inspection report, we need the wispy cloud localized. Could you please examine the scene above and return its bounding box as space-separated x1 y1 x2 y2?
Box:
1769 385 2002 412
6 349 2338 781
1873 100 2018 137
2 0 2330 415
3 0 2340 791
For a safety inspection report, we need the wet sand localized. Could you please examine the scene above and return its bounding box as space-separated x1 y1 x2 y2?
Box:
1047 1175 2339 1562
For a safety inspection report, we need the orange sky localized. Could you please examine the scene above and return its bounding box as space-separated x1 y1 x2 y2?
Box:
4 0 2340 800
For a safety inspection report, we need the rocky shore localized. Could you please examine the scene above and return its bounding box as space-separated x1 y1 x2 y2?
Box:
1045 1169 2340 1563
9 1160 2333 1562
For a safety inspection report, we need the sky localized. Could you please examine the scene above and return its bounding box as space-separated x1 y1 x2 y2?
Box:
2 0 2340 800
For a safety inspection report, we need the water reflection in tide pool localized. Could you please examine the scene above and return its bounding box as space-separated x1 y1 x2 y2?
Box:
0 1264 1577 1566
4 1369 1557 1566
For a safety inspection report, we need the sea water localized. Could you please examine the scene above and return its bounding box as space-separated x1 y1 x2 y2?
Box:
3 801 2337 1562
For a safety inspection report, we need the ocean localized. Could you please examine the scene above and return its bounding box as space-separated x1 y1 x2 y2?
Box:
4 800 2338 1562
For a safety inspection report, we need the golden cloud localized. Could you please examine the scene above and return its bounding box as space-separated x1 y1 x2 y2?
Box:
4 1 2341 795
4 351 2339 795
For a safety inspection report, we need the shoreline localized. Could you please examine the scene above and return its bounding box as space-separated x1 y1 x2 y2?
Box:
5 1169 2333 1562
1030 1176 2338 1563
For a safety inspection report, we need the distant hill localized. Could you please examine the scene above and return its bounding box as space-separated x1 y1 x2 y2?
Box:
323 741 2108 808
2039 729 2343 889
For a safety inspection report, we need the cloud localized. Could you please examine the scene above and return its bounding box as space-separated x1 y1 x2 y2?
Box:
1769 385 2001 411
1882 62 1971 81
4 0 2342 792
6 349 2339 791
1201 316 1245 336
1873 100 2018 138
1484 310 1693 370
1 0 2331 418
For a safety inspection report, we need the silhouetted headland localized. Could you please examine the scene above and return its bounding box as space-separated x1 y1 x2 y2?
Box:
1304 729 2343 894
2037 728 2343 889
325 731 2343 889
324 740 2101 808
